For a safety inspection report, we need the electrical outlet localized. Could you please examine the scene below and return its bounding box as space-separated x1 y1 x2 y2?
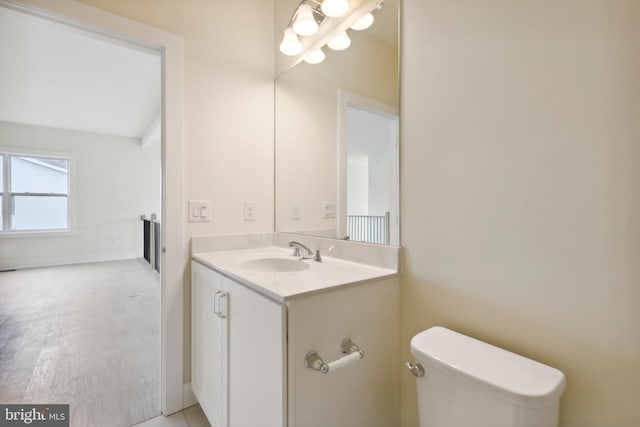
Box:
188 200 211 222
322 202 336 218
244 200 257 221
291 201 302 220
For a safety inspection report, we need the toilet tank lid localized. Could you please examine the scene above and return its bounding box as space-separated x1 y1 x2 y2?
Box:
410 327 566 408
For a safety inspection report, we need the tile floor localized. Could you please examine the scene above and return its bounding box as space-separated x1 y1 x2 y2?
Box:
134 404 211 427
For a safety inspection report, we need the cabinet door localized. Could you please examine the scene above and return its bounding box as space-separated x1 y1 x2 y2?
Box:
191 261 228 427
224 277 286 427
287 278 400 427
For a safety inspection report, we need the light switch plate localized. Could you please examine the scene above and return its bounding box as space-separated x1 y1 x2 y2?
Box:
188 200 211 222
322 202 336 219
244 200 257 221
291 201 302 220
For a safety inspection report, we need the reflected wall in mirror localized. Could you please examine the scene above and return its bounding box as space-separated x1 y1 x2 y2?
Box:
275 0 399 245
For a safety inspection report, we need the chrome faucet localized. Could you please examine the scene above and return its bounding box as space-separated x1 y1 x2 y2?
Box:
288 240 314 259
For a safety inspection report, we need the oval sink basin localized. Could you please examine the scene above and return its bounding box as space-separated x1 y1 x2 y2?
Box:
240 257 309 272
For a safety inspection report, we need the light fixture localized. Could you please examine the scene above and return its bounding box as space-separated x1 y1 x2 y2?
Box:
320 0 349 18
327 31 351 50
292 3 319 36
279 28 303 56
304 48 326 64
350 12 374 30
278 0 382 64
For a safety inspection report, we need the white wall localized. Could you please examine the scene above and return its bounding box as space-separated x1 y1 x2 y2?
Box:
347 107 395 216
367 150 390 216
75 0 276 384
0 121 160 269
347 156 368 215
401 1 640 426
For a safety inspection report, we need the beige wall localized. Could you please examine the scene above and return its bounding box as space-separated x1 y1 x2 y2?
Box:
76 0 275 384
401 1 640 426
61 1 640 422
77 0 275 237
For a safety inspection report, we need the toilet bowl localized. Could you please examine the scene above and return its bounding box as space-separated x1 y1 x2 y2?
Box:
408 327 566 427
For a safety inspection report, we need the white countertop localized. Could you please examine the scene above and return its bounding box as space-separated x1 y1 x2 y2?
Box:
191 246 397 302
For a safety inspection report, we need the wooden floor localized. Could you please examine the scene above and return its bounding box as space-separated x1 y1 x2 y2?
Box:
0 259 161 427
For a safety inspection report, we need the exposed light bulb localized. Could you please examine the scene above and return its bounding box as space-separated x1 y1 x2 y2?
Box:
327 31 351 50
304 48 326 64
321 0 349 18
292 3 318 36
350 13 374 30
279 28 302 56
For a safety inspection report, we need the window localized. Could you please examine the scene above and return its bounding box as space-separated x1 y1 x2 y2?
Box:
1 153 70 233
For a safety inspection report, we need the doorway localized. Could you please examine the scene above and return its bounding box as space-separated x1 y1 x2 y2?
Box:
0 0 185 421
0 6 162 425
338 90 400 246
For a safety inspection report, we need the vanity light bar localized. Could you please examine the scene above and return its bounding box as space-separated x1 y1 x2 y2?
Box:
304 47 326 64
327 31 351 51
320 0 349 18
279 0 386 62
280 0 325 55
290 0 327 38
280 28 303 56
350 12 374 30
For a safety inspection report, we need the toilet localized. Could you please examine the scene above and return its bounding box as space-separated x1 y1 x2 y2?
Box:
408 326 566 427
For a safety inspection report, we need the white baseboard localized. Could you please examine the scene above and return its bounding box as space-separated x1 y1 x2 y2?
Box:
183 382 197 408
0 252 140 271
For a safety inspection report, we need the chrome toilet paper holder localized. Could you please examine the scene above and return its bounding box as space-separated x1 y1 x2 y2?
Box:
305 338 364 374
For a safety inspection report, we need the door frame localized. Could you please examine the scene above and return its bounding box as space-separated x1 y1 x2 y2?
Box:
0 0 186 415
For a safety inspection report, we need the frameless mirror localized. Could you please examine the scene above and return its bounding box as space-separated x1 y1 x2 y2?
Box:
274 0 399 245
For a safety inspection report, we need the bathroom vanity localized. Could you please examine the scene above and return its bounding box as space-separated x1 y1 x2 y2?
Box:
191 240 400 427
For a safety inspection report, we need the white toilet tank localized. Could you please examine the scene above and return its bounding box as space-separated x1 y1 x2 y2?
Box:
409 327 566 427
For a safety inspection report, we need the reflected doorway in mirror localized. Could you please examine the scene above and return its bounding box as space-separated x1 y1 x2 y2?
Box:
338 90 399 246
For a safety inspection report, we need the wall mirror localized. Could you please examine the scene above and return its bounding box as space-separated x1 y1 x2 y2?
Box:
274 0 399 245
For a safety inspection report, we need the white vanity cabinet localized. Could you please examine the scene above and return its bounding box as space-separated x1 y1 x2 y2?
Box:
191 261 225 426
191 253 400 427
191 260 286 427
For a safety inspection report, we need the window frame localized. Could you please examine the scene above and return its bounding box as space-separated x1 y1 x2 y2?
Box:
0 148 74 237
